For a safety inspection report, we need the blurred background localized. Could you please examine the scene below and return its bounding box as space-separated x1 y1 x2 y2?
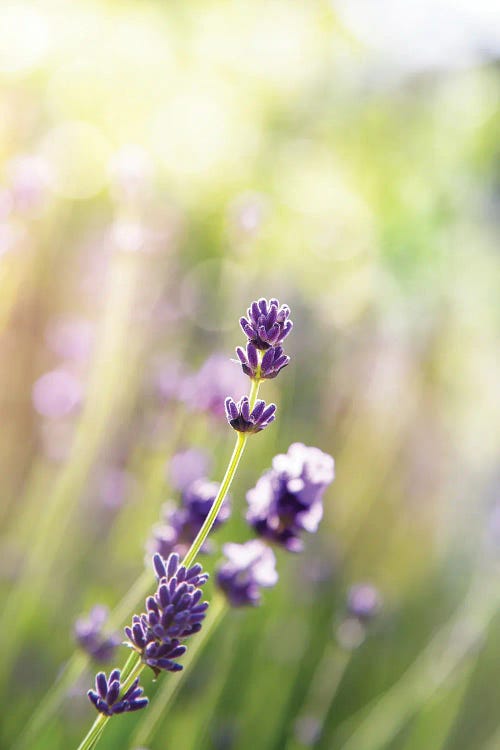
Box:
0 0 499 748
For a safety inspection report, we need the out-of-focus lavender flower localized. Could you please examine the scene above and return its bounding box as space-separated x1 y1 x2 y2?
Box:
74 606 120 663
108 144 154 202
168 448 212 492
32 369 83 419
88 669 148 716
216 540 278 607
8 155 53 213
225 396 276 434
150 358 187 405
347 583 381 622
247 443 335 551
180 479 229 538
235 342 290 380
0 188 13 220
110 218 147 253
240 298 292 350
0 220 26 256
184 354 247 419
147 478 230 559
293 716 323 746
125 553 209 676
97 468 136 510
45 317 94 364
228 191 269 236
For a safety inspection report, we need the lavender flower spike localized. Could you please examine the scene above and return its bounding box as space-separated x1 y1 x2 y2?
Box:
225 396 276 433
240 298 293 350
216 540 278 606
236 342 290 380
88 669 148 716
125 553 209 676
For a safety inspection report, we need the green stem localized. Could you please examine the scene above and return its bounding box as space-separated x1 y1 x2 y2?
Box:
76 713 108 750
182 432 246 569
16 413 189 750
131 594 227 748
182 376 260 570
75 377 262 750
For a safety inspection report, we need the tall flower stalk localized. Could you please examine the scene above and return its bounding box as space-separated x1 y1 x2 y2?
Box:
75 299 290 750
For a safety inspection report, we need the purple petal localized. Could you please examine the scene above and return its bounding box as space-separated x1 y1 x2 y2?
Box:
240 402 249 422
167 553 179 579
152 554 166 579
248 343 258 368
96 672 108 699
106 680 120 705
251 400 266 420
235 347 247 364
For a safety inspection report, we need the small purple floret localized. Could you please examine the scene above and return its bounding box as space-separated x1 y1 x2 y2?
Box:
235 342 290 380
347 583 381 621
240 298 293 350
216 540 278 607
125 553 209 676
87 669 148 716
224 396 276 434
246 443 335 551
74 606 120 663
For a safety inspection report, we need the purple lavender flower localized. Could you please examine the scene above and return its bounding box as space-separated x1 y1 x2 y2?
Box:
32 369 83 419
125 553 209 676
347 583 381 622
225 396 276 434
235 342 290 380
147 478 230 559
88 669 148 716
74 606 120 663
246 443 335 551
216 540 278 607
240 298 292 350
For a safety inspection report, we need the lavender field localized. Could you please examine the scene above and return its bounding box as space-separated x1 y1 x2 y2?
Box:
1 2 499 749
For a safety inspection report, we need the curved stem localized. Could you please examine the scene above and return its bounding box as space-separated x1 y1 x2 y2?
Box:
76 713 108 750
74 376 262 750
182 432 246 569
182 377 261 570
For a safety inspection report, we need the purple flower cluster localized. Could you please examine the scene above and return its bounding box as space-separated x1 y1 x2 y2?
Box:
224 397 276 434
246 443 335 552
124 553 209 677
88 669 148 716
216 540 278 607
236 343 289 381
236 298 292 381
216 443 334 606
147 478 230 559
224 298 292 434
74 606 120 663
